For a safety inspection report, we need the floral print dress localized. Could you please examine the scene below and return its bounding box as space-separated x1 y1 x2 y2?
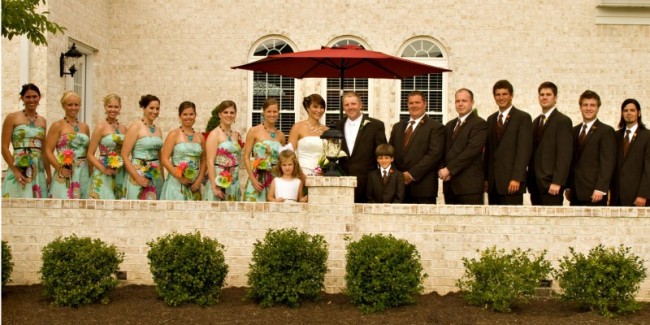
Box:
49 133 90 199
2 124 48 198
160 142 203 201
242 140 282 202
123 136 164 200
204 137 242 201
88 133 125 200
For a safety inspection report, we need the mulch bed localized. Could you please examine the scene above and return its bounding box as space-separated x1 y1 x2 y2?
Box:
2 284 649 324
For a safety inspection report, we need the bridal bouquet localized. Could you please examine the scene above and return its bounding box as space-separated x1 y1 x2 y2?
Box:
175 161 197 181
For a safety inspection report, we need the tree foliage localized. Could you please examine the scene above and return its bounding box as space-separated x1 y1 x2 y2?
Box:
2 0 66 46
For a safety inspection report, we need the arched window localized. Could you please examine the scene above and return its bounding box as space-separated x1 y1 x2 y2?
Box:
398 38 448 123
249 38 297 134
324 38 370 125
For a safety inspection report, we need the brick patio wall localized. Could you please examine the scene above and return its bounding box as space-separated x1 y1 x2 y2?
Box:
2 176 649 301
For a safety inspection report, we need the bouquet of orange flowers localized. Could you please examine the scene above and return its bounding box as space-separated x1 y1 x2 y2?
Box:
57 149 75 187
175 161 197 181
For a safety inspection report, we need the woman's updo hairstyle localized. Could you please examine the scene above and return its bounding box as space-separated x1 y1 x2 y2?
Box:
60 91 81 106
103 93 122 107
216 100 237 114
178 101 196 116
139 94 160 109
20 83 41 97
302 94 326 111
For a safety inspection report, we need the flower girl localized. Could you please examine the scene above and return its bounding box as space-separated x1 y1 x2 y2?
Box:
267 150 307 202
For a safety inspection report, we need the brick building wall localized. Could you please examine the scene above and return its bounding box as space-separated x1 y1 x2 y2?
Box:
2 177 650 300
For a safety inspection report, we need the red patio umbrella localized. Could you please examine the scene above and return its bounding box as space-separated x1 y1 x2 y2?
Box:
232 45 451 118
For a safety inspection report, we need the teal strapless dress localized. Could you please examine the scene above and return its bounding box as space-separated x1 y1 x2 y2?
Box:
88 133 125 200
204 138 241 201
160 142 203 201
2 124 48 198
123 136 163 200
242 140 281 202
49 133 90 199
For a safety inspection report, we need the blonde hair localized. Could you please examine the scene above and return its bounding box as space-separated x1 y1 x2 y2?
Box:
103 93 122 107
276 149 305 179
60 91 81 107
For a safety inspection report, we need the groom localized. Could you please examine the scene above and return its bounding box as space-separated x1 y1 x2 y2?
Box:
335 92 387 203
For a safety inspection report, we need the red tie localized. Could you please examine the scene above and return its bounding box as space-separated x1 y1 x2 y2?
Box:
496 114 504 140
382 170 388 184
623 129 631 157
403 120 415 150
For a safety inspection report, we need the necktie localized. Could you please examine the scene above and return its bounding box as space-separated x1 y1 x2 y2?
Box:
623 129 631 157
578 124 587 146
452 119 462 141
382 170 388 184
403 120 415 150
496 113 504 140
536 115 546 141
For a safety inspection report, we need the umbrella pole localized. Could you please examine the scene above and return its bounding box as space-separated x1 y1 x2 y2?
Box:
339 68 344 119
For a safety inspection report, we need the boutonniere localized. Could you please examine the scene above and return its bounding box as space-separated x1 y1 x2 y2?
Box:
360 119 371 130
632 132 637 141
389 168 395 175
419 119 426 126
504 114 511 124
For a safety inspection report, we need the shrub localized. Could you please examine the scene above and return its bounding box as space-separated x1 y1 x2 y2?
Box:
345 234 426 313
2 240 14 288
40 235 124 306
457 246 552 313
247 228 328 308
205 105 221 132
554 244 647 317
147 231 228 307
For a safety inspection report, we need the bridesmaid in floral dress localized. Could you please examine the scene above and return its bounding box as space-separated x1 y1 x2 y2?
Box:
160 101 205 200
204 100 244 201
87 94 128 199
44 91 91 199
121 94 165 200
242 98 286 201
1 83 51 198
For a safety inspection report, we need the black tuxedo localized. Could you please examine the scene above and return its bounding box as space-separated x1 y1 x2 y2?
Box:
442 112 487 204
611 127 650 206
568 119 616 205
527 109 573 205
335 115 387 203
366 167 405 203
389 115 445 203
485 107 533 205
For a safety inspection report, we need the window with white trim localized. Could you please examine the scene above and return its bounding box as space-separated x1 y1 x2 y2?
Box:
249 39 297 134
398 39 447 123
325 39 369 125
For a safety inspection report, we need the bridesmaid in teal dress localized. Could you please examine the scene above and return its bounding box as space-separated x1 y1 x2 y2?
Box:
87 94 127 199
44 91 91 199
242 98 286 202
121 94 165 200
1 83 51 198
160 101 205 200
204 100 244 201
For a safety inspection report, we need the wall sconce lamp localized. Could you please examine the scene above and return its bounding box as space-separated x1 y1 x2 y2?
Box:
59 44 82 77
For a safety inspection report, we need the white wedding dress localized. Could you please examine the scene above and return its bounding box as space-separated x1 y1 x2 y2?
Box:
296 136 323 175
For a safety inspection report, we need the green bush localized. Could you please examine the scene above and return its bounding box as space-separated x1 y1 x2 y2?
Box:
40 235 124 306
457 246 552 312
554 244 647 317
2 240 14 288
205 105 221 132
345 234 426 313
147 231 228 307
247 228 328 308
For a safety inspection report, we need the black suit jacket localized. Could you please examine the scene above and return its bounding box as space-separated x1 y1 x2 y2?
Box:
527 109 573 194
485 107 533 195
442 112 487 195
611 127 650 206
335 115 387 203
568 119 616 202
366 168 405 203
389 115 445 200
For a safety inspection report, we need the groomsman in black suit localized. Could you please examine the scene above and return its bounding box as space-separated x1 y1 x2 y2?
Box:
366 144 405 203
389 91 445 204
566 90 616 206
438 88 487 205
527 82 573 206
611 98 650 206
335 92 387 203
485 80 533 205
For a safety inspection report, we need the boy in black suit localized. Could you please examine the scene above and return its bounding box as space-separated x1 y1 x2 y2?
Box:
366 144 405 203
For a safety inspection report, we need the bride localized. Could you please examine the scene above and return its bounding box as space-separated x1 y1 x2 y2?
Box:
288 94 328 175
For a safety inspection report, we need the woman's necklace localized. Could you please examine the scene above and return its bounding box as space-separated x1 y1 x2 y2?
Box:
64 116 79 132
219 125 232 141
107 118 120 134
141 119 156 133
263 123 277 139
180 127 194 142
23 110 38 126
307 120 325 134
